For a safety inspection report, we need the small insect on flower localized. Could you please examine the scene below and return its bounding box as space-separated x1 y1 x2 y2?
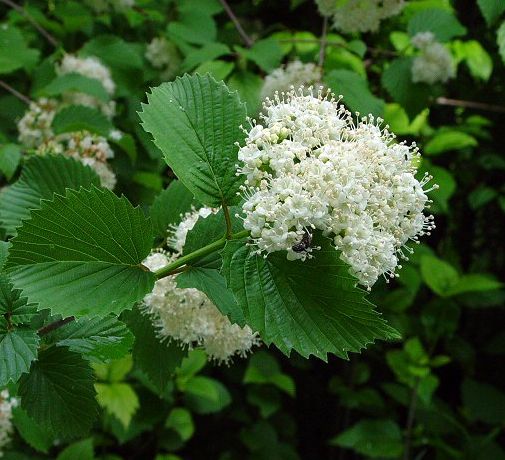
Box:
291 230 313 253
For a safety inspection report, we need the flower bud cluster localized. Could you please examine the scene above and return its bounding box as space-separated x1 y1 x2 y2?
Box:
0 389 17 457
411 32 455 85
316 0 404 33
237 88 436 288
261 61 322 102
142 209 259 364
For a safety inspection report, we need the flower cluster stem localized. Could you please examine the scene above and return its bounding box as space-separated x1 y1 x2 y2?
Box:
154 229 249 280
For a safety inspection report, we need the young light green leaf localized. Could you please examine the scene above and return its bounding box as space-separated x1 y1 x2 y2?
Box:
165 407 194 441
0 155 100 236
19 346 99 439
222 236 400 360
7 187 155 317
140 74 247 207
425 130 477 155
420 256 459 296
95 382 139 428
497 21 505 64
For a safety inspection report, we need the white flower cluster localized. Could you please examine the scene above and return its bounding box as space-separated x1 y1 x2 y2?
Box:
145 37 181 80
237 88 436 288
0 390 17 457
411 32 455 85
316 0 404 33
57 54 116 117
17 98 58 148
37 131 117 190
142 209 259 364
261 61 322 102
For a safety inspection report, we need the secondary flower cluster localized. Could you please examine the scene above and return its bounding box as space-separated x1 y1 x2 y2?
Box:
145 37 181 80
261 61 322 102
142 209 259 364
411 32 455 85
16 55 119 189
237 88 436 288
316 0 404 34
0 390 17 457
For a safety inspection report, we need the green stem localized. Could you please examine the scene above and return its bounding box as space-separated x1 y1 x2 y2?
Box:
154 230 249 280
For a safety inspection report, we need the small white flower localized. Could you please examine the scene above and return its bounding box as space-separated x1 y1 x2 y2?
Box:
237 88 436 288
145 37 181 80
17 98 58 148
411 32 455 84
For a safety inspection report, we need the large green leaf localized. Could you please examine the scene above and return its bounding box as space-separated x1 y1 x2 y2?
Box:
221 236 400 359
12 406 55 454
53 315 134 363
324 69 384 116
140 74 247 207
18 346 99 439
0 275 39 386
125 306 187 394
6 187 155 317
0 155 100 236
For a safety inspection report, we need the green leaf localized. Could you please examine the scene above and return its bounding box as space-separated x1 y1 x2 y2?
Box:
150 180 197 240
12 406 55 454
324 69 384 116
37 73 110 102
0 25 39 74
56 438 94 460
477 0 505 25
140 74 247 207
420 255 459 296
181 43 230 72
95 382 139 428
52 105 113 137
237 39 283 72
183 377 231 414
0 155 100 236
125 306 187 394
469 186 497 210
19 346 99 439
0 275 39 386
381 58 433 119
222 236 400 360
425 130 477 155
244 351 296 397
462 379 505 425
446 274 503 296
53 315 134 363
228 70 263 116
0 144 22 180
460 41 493 81
7 187 155 317
498 21 505 64
165 407 194 441
408 9 467 42
330 419 403 458
194 60 234 81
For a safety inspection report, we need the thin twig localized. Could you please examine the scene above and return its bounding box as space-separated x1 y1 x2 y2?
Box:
0 79 32 104
219 0 254 48
436 97 505 114
403 379 421 460
0 0 58 47
38 316 75 336
318 16 328 68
